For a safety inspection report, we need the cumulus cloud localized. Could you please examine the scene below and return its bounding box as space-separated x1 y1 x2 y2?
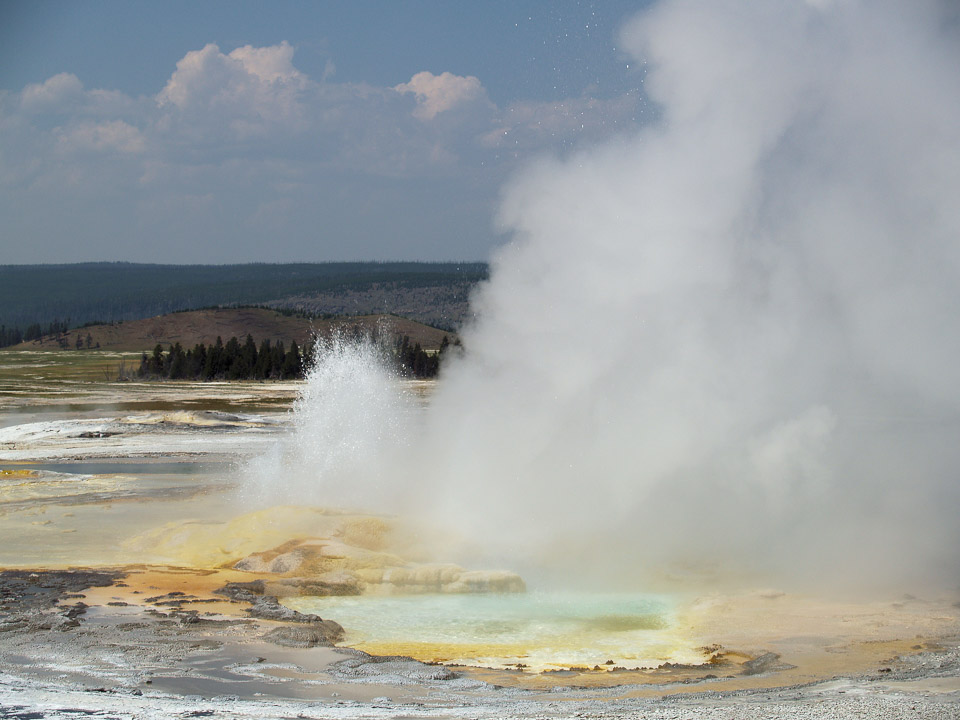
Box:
19 72 84 113
56 120 145 154
229 42 303 83
156 42 309 140
158 41 305 109
394 70 489 120
1 40 641 262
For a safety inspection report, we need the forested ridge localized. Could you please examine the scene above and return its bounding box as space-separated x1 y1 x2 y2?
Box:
0 262 486 343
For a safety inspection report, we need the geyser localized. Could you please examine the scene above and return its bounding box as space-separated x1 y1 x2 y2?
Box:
248 0 960 595
242 331 416 514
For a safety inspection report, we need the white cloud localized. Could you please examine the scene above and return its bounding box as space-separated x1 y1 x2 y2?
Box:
56 120 145 154
394 71 488 120
156 42 308 139
157 43 236 110
229 42 302 83
20 73 84 113
1 41 641 262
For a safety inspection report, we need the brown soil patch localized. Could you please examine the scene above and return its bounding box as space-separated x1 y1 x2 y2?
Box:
14 308 451 353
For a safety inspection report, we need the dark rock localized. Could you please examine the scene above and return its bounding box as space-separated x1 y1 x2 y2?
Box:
742 652 794 676
331 649 455 681
33 613 79 631
658 661 701 670
214 580 265 604
117 623 148 631
62 602 88 619
145 592 195 604
246 595 322 624
0 570 121 621
262 624 337 648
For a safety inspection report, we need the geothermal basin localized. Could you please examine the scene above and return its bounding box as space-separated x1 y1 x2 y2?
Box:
0 349 958 718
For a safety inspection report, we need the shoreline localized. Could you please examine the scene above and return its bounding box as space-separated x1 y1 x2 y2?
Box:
2 566 958 719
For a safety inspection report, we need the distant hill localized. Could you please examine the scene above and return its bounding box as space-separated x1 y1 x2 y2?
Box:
12 308 451 353
0 262 487 334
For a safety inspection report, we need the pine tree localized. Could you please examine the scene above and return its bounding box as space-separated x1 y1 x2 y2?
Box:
256 339 273 379
271 341 286 376
242 334 258 371
204 337 223 379
168 343 186 379
149 344 164 375
282 341 302 379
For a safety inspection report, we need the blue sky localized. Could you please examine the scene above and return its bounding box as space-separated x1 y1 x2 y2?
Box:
0 0 653 263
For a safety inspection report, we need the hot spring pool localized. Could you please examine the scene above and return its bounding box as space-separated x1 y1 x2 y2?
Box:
285 592 700 670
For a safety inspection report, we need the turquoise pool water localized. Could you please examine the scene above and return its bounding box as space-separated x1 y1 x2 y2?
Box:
286 591 698 670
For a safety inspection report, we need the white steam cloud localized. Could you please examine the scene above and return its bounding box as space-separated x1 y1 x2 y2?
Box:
412 0 960 592
244 0 960 594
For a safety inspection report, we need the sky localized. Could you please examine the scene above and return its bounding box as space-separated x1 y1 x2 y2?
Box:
0 0 653 264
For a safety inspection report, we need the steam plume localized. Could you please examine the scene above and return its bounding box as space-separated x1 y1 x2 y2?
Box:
416 0 960 592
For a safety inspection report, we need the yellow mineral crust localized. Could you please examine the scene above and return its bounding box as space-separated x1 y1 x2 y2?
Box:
123 504 525 597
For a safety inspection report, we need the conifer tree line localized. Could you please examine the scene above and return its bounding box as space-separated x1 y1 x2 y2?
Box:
393 334 452 378
137 336 306 380
137 333 454 381
0 320 71 348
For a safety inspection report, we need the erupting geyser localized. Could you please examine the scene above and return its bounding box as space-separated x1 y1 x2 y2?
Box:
255 0 960 595
243 332 416 513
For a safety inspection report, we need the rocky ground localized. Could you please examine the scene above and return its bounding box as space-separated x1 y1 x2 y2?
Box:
0 568 958 719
